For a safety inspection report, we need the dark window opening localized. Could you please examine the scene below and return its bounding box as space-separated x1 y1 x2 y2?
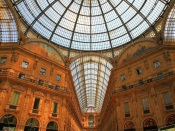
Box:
56 74 61 81
18 73 25 79
157 73 164 79
0 57 7 64
121 74 126 81
32 98 40 113
55 86 60 91
143 109 150 114
138 79 144 85
136 68 142 75
38 80 44 85
40 68 46 75
52 102 58 117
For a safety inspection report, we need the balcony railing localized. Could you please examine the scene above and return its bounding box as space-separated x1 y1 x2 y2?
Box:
0 68 68 94
113 70 175 94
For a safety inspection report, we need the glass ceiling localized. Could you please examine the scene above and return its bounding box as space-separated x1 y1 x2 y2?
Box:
11 0 170 51
0 0 18 42
70 56 112 113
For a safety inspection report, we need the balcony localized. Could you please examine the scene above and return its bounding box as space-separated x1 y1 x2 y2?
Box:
0 68 68 94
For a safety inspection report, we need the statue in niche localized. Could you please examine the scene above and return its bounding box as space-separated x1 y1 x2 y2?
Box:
144 60 149 69
128 67 132 76
11 52 19 63
164 51 171 61
50 65 54 76
33 59 38 70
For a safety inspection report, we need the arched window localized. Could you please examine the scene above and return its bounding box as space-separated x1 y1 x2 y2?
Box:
0 0 18 42
143 118 158 131
24 118 39 131
46 121 58 131
164 4 175 42
124 121 136 131
166 114 175 126
88 115 94 127
0 114 17 130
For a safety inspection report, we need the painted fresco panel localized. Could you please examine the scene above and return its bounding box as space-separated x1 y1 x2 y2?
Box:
24 42 64 65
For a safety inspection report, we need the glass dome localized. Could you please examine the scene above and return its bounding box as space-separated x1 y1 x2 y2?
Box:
11 0 170 51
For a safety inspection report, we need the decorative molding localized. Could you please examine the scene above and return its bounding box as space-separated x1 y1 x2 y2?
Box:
4 108 19 114
28 112 41 118
48 116 59 121
33 90 44 97
12 84 25 92
51 95 61 101
11 52 19 63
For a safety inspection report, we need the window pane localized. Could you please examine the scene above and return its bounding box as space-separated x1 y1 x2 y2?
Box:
33 98 40 109
124 102 130 114
52 102 58 113
142 98 149 110
0 57 7 64
56 74 61 81
10 92 20 105
22 61 29 68
153 61 161 68
40 68 46 75
162 92 172 105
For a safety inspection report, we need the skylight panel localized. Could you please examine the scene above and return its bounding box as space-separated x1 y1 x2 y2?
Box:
101 2 112 13
133 0 144 10
69 2 81 13
126 14 143 30
80 6 90 15
48 0 54 3
33 21 52 39
52 35 70 47
112 34 131 47
75 24 90 33
116 1 129 15
52 2 66 15
77 15 90 25
92 6 102 16
91 33 109 42
72 41 91 50
17 2 35 25
55 26 73 39
91 41 111 50
121 7 137 23
38 15 55 31
45 8 60 23
60 0 72 7
73 33 90 42
37 0 48 10
105 10 117 22
64 10 77 22
91 15 104 25
140 1 156 17
60 18 75 31
107 18 122 31
147 1 165 23
12 0 170 51
109 0 121 7
91 24 106 33
27 0 41 17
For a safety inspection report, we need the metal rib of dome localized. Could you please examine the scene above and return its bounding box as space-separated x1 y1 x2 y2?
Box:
11 0 170 51
70 56 112 113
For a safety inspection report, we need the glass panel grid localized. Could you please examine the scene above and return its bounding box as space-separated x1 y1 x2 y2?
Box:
164 4 175 41
0 1 18 42
11 0 170 51
70 56 112 113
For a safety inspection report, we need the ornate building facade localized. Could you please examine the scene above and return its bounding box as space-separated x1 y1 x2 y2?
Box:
0 0 175 131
